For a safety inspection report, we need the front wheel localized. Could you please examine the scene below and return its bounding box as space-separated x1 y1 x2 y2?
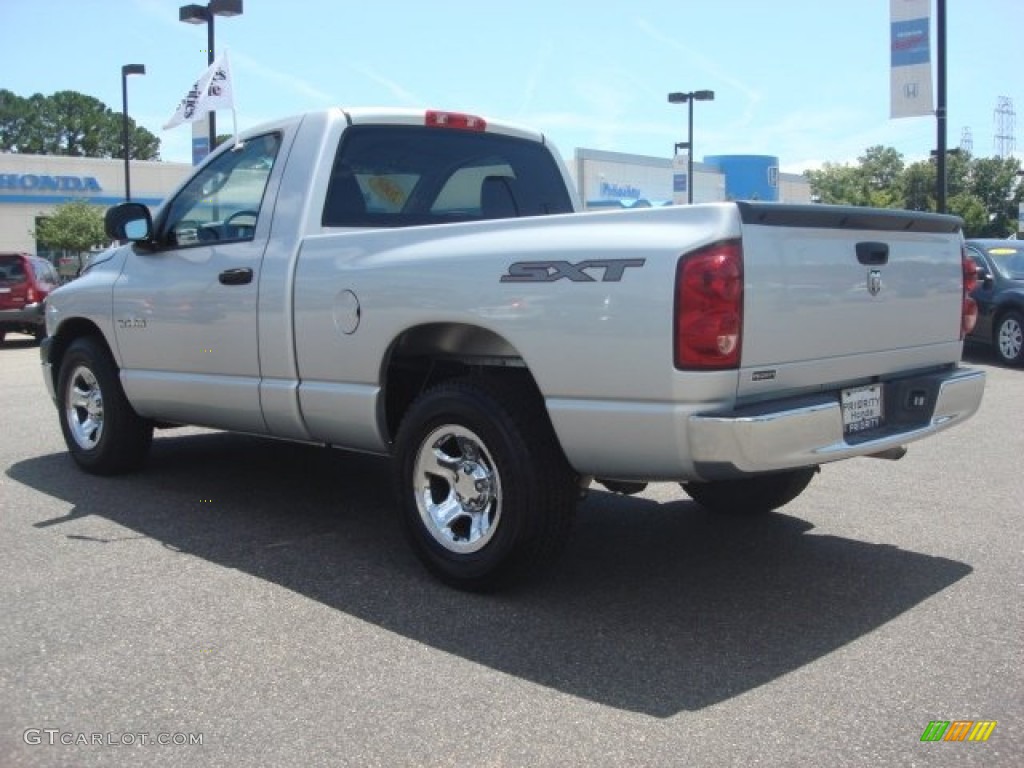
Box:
682 467 818 515
995 310 1024 366
393 376 577 591
57 337 153 474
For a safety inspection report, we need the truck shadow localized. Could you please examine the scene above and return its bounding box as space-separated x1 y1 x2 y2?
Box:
8 432 970 718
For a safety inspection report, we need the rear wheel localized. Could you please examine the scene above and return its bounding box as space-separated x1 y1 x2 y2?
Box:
394 376 577 591
57 337 153 474
994 310 1023 365
682 467 818 515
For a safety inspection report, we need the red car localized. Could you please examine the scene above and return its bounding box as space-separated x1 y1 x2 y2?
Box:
0 252 59 344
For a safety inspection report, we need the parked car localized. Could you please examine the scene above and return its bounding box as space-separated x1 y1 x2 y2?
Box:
0 252 59 344
965 239 1024 365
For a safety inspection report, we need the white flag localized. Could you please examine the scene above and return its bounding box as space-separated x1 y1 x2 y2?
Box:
163 52 235 130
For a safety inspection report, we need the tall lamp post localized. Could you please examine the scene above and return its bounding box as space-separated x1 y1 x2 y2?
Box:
121 64 146 202
179 0 243 156
934 0 947 213
668 90 715 204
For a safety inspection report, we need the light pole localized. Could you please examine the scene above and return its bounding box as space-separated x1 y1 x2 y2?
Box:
179 0 243 157
934 0 947 213
121 64 146 202
668 90 715 204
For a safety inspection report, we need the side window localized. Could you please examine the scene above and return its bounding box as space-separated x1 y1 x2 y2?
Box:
31 259 59 287
162 133 281 247
322 126 573 228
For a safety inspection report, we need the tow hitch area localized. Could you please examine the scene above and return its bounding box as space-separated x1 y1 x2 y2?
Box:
598 479 649 495
866 446 908 461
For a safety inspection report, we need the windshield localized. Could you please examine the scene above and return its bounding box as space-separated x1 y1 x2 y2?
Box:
983 244 1024 280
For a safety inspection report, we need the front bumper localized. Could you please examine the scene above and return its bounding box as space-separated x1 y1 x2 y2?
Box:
688 366 986 479
40 336 56 405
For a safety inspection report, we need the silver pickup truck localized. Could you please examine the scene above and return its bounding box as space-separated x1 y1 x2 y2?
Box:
41 107 985 590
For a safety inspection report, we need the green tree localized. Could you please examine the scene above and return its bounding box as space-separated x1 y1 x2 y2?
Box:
859 145 905 206
0 89 160 159
805 162 869 206
967 155 1022 237
901 160 935 211
33 200 108 255
945 150 972 199
948 193 989 235
806 144 1022 238
805 147 908 209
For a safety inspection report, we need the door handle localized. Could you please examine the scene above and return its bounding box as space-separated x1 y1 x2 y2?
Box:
856 242 889 266
218 268 253 285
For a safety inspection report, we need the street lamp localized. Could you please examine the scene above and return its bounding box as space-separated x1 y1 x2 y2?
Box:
121 64 146 202
179 0 243 157
668 90 715 204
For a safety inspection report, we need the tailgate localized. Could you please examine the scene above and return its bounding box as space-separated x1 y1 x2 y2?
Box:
736 203 964 397
0 278 27 310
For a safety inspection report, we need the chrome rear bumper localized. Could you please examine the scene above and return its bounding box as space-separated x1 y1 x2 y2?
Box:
687 366 985 480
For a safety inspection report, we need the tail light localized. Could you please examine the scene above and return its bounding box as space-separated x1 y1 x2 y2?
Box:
26 286 39 303
425 110 486 132
675 240 743 369
961 246 978 339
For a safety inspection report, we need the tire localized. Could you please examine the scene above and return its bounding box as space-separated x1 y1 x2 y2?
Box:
393 376 577 591
682 467 818 515
994 310 1024 366
57 337 153 475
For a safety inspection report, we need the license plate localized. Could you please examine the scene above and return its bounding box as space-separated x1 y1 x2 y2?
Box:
841 383 884 434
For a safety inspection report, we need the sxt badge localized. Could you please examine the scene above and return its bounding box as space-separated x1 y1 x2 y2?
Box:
500 258 645 283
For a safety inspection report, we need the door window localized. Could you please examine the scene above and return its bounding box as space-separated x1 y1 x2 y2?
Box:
161 133 281 247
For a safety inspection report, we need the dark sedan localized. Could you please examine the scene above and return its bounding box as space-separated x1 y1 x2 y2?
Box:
965 239 1024 365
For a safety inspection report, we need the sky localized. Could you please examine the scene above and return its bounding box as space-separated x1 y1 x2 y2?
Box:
2 0 1021 173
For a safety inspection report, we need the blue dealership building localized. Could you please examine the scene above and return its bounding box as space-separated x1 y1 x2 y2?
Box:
573 148 811 209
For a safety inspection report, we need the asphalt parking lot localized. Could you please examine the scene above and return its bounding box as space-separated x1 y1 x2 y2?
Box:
0 335 1020 767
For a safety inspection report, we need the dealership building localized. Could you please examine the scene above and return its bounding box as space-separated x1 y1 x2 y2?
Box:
0 153 192 260
0 147 811 259
571 148 812 208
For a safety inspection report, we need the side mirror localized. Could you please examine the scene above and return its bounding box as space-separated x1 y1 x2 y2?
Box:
105 202 153 242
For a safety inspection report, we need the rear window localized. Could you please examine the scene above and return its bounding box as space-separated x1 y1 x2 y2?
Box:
322 125 573 228
0 254 28 284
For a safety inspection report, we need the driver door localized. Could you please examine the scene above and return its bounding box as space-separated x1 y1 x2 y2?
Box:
113 132 282 433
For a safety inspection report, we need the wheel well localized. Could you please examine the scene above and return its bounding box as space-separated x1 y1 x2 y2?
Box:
995 305 1023 329
381 323 542 442
47 319 109 390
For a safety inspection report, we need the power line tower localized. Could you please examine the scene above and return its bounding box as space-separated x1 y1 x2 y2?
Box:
960 126 973 153
993 96 1016 157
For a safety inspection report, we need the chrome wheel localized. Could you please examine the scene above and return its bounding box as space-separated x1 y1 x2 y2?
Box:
412 424 502 554
997 315 1022 363
65 364 104 450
